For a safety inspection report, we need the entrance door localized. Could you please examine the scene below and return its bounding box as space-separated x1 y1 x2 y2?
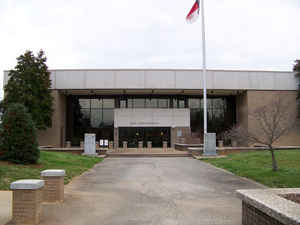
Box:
119 127 170 148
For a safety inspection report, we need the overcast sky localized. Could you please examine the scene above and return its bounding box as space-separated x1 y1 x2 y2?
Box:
1 0 299 98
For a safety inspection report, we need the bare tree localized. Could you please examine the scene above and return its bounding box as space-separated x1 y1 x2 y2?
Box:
228 96 296 172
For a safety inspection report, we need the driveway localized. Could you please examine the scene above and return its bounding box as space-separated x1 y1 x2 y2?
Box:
39 158 264 225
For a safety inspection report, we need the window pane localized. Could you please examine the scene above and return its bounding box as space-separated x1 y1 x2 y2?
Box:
103 99 114 108
146 98 157 108
158 99 169 108
133 98 145 108
173 99 178 108
103 109 114 126
80 108 90 119
120 99 126 108
91 99 101 109
79 99 90 109
178 99 185 108
189 98 200 108
91 109 102 128
128 99 133 108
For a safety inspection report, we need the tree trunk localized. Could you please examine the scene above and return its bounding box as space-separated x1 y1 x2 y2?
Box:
269 148 278 172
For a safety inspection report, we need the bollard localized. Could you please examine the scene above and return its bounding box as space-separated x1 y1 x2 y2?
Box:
123 141 127 150
138 141 143 150
10 179 44 225
65 141 71 148
41 170 65 202
163 141 168 151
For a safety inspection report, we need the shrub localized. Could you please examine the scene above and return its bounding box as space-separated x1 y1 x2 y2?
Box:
0 103 39 164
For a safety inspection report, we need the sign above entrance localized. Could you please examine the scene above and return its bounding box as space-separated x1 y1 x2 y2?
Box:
114 108 190 128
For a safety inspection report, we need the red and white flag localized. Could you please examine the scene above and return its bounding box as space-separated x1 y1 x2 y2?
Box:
186 0 200 23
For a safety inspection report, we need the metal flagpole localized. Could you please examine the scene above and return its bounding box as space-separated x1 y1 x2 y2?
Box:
200 0 207 135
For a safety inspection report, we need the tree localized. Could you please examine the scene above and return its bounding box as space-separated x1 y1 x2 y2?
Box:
227 96 296 172
293 60 300 118
0 103 39 164
3 50 53 130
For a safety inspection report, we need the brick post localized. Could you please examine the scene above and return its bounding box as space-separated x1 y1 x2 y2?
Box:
10 179 44 225
41 169 65 203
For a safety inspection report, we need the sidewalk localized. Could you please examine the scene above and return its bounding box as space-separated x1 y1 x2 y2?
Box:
0 191 12 225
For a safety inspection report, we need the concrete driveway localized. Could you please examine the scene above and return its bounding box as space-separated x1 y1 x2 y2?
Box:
39 158 264 225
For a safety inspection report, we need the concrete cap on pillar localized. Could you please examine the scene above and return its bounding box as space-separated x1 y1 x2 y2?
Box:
41 169 66 177
10 179 44 190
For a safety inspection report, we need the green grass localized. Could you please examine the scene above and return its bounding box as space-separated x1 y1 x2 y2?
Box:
0 151 103 190
202 150 300 188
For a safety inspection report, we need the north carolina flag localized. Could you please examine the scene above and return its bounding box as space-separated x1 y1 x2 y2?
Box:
186 0 200 23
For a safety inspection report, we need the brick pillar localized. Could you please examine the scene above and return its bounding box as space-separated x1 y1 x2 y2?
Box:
41 169 65 202
10 179 44 225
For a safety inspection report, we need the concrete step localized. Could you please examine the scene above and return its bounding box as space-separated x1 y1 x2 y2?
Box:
107 152 191 157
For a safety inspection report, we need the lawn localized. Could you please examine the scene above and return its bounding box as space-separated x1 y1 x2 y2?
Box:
202 150 300 188
0 151 103 190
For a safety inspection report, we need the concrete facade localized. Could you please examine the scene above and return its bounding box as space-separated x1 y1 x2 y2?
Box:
3 69 299 147
5 69 297 91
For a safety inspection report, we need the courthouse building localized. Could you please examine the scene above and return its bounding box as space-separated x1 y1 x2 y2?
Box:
3 69 300 148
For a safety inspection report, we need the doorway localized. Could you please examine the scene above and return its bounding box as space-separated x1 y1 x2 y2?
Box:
119 127 170 148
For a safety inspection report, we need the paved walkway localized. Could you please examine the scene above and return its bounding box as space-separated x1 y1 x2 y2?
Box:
36 158 264 225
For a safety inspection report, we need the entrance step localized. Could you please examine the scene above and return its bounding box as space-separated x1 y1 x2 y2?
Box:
106 148 191 157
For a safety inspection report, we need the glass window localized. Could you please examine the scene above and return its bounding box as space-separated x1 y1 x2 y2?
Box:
79 99 90 109
133 98 145 108
178 99 185 108
173 98 178 108
120 99 127 108
90 109 102 128
146 98 157 108
158 99 169 108
103 99 115 108
189 98 201 108
103 109 114 126
80 108 90 120
128 98 133 108
91 99 102 109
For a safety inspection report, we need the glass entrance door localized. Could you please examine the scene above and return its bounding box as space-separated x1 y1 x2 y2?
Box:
119 127 170 148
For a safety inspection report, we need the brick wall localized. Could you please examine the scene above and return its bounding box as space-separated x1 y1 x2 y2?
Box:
242 201 284 225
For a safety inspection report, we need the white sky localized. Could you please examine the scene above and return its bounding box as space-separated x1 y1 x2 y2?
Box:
1 0 299 98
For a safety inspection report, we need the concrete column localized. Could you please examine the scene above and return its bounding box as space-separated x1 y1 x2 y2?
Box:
41 170 65 202
114 128 119 148
10 179 44 225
